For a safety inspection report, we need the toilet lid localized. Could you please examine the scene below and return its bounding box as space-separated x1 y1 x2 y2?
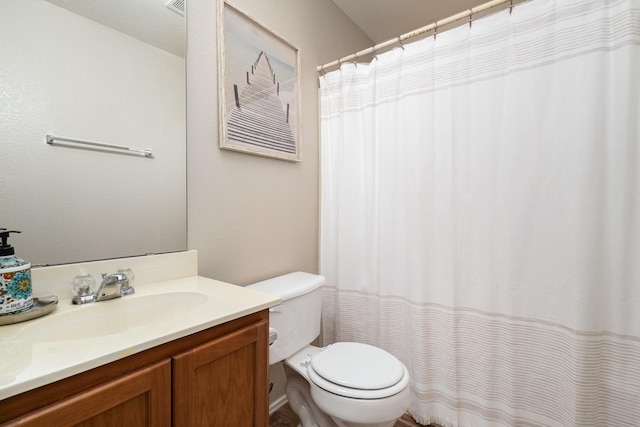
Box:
309 342 406 395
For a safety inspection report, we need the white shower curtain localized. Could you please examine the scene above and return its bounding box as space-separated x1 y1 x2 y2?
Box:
319 0 640 425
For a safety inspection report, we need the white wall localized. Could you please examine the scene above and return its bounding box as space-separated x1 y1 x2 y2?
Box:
186 0 371 286
0 0 186 266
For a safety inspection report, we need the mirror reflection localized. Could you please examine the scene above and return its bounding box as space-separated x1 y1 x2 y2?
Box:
0 0 187 266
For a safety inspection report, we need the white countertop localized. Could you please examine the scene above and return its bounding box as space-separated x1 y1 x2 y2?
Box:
0 276 280 400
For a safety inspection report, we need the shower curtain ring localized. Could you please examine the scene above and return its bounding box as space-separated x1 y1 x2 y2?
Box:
510 0 514 14
373 47 378 61
397 36 405 50
434 24 438 40
469 9 473 27
354 52 358 67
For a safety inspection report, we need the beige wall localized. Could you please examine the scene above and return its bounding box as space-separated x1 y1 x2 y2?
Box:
186 0 371 409
186 0 371 285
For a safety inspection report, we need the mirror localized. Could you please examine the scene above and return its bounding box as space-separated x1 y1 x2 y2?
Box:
0 0 186 266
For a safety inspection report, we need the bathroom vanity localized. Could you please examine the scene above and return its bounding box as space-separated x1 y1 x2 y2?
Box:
0 310 268 426
0 251 280 426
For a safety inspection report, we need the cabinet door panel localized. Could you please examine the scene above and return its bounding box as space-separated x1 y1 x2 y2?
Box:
173 320 268 427
74 394 147 427
7 360 171 427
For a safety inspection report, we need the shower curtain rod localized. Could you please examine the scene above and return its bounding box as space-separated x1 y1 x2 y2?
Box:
318 0 517 72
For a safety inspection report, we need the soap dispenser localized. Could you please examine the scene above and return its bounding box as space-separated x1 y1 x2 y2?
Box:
0 229 33 315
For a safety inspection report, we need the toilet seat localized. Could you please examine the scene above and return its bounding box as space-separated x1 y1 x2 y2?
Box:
308 342 409 399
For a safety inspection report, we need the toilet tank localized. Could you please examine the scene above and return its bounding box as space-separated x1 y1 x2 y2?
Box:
246 272 325 364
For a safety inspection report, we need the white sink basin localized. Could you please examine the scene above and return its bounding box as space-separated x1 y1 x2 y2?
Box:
21 291 209 342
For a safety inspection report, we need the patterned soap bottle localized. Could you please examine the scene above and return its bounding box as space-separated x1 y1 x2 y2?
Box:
0 229 33 316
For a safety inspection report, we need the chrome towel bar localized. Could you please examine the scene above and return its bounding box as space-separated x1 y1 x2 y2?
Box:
46 134 153 158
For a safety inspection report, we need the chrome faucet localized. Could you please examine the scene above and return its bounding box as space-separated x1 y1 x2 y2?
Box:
72 271 135 305
95 272 128 301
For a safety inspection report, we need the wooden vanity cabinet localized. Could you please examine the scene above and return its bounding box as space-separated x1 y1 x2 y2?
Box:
0 310 269 427
3 360 171 427
173 318 268 426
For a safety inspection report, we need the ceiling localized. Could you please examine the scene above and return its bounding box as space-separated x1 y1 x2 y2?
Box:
45 0 494 59
332 0 492 43
45 0 185 57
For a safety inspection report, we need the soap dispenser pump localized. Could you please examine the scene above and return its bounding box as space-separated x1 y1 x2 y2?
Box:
0 229 33 315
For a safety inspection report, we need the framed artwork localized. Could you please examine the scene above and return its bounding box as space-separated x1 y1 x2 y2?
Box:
218 1 301 161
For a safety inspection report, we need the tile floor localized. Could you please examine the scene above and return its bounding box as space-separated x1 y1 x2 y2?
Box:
269 403 426 427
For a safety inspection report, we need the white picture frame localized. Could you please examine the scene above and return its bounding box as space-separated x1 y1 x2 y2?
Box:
218 1 301 161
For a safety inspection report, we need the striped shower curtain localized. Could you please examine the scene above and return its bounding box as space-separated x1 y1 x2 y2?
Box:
319 0 640 425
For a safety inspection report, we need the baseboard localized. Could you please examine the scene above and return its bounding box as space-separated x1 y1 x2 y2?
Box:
269 395 288 415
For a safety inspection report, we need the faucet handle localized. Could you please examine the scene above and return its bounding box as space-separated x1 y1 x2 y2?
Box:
71 274 97 304
72 274 97 296
117 268 135 284
117 268 135 296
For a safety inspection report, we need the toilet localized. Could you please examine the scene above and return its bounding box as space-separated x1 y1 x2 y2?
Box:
247 272 410 427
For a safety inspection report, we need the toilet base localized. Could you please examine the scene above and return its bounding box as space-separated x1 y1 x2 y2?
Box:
284 365 337 427
335 422 395 427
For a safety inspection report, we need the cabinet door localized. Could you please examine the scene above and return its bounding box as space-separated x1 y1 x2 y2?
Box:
172 319 269 427
5 359 171 427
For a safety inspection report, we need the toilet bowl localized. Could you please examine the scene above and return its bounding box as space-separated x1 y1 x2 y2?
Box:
247 272 410 427
289 342 410 427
